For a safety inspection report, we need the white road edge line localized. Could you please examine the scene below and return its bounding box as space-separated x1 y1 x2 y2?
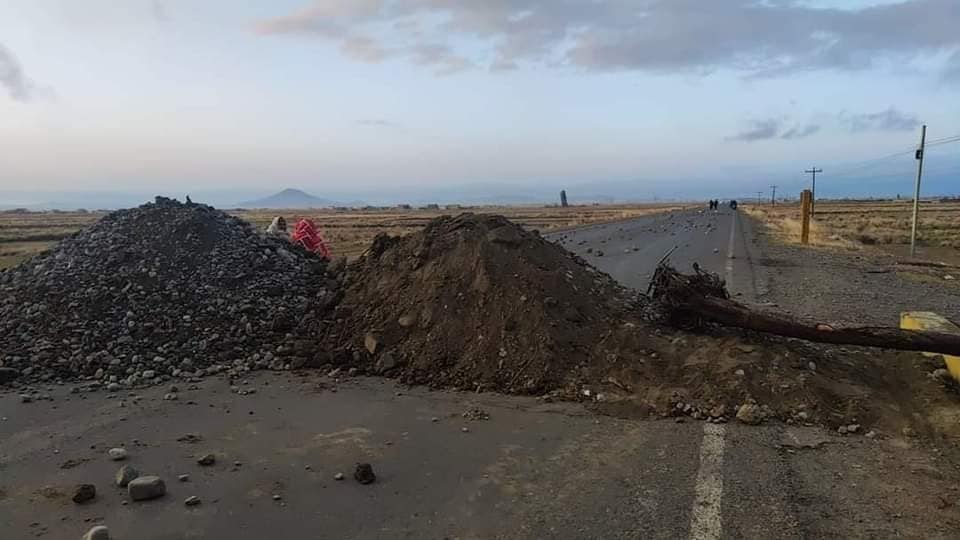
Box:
725 213 736 288
689 422 726 540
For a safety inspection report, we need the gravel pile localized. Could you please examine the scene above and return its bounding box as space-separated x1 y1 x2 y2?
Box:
0 197 339 387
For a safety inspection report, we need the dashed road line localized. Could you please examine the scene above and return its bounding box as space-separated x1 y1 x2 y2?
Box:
689 423 726 540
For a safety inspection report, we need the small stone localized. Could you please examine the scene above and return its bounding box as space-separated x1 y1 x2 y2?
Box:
108 447 128 461
461 426 470 433
709 405 727 418
83 525 110 540
796 411 809 421
178 474 190 482
107 383 120 392
142 370 156 379
128 475 166 501
20 394 32 403
902 426 916 437
431 417 439 423
354 463 376 485
735 403 763 425
865 430 877 439
169 385 179 393
838 426 848 435
807 361 817 371
184 495 201 506
197 453 216 466
932 368 951 382
115 465 140 487
364 332 381 355
163 392 178 401
734 369 746 377
233 461 242 467
272 494 282 501
334 472 345 481
72 484 97 504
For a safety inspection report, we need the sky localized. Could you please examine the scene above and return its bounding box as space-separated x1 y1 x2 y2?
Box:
1 0 959 206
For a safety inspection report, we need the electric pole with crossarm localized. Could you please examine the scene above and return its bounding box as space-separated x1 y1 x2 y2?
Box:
805 167 823 215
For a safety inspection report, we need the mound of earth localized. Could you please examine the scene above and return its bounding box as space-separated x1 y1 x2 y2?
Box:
324 213 643 393
0 197 339 387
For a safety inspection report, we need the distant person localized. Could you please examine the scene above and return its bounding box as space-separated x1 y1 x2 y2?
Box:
729 199 738 210
265 216 288 237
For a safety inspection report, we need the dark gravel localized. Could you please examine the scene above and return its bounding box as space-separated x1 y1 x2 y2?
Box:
0 197 339 388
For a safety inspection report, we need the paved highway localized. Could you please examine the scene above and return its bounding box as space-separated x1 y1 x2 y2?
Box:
548 207 761 301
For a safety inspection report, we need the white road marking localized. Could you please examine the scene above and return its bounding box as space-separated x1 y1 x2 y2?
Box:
689 423 726 540
725 214 737 288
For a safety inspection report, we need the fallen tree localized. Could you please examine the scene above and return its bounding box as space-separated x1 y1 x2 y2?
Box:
648 263 960 356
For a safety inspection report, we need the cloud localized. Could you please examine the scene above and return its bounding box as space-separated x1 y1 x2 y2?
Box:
842 108 920 132
255 0 960 78
357 118 401 128
781 124 821 140
945 50 960 82
0 43 35 102
151 1 168 23
728 117 820 142
729 119 781 142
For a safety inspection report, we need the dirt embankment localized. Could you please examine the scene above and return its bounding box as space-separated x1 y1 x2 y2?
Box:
317 213 960 438
322 213 643 393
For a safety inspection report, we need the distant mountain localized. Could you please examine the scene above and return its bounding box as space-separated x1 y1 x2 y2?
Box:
235 189 340 209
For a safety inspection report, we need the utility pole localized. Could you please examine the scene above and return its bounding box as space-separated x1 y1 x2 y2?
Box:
910 124 927 256
804 167 823 215
756 191 763 206
770 185 778 206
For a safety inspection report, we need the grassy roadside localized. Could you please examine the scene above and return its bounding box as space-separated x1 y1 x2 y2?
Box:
745 200 960 267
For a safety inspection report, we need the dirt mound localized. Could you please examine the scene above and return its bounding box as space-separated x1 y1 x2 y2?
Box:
325 213 642 393
0 197 338 386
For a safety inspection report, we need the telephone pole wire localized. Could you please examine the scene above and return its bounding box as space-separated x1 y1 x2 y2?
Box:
910 125 927 256
770 185 778 206
804 167 823 215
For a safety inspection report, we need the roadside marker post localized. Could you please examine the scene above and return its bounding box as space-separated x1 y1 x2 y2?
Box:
800 190 812 245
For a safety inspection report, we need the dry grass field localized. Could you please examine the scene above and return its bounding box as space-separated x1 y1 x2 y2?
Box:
746 199 960 263
0 203 683 270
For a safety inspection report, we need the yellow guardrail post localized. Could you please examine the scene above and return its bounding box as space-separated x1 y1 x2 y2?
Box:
900 311 960 381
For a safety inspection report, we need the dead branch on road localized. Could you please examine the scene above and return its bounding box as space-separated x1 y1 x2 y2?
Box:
649 263 960 356
896 259 960 270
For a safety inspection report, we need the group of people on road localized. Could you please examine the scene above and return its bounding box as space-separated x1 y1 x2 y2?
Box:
707 199 738 210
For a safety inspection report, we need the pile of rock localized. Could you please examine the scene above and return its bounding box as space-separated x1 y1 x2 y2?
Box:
0 197 340 387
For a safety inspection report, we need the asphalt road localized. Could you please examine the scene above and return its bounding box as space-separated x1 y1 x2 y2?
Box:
2 374 958 539
548 207 762 300
3 209 959 539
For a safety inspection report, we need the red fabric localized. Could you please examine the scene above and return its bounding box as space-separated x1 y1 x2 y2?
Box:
290 219 331 259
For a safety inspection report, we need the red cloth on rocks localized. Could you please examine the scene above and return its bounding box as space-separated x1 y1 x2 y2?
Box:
290 219 331 259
